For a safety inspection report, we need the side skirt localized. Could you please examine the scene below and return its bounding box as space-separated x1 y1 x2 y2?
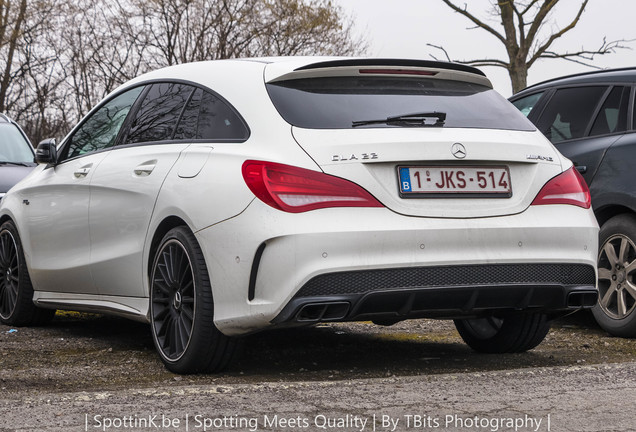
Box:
32 291 150 323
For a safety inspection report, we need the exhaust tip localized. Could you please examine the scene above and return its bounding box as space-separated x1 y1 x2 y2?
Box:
296 302 350 322
567 291 598 308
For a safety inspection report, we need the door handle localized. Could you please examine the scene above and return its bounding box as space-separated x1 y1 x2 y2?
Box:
74 166 92 178
575 165 587 174
134 160 157 177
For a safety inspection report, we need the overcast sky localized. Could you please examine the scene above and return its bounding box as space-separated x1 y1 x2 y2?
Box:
334 0 636 96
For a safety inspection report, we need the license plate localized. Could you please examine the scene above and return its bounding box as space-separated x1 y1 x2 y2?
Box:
398 166 512 196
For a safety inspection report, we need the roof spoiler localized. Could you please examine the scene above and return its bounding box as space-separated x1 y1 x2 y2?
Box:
294 58 486 77
265 58 492 88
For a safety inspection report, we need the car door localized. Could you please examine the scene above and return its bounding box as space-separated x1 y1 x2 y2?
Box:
533 85 630 185
88 82 194 297
20 86 145 294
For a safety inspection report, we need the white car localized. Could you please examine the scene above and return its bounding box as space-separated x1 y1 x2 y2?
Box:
0 58 598 373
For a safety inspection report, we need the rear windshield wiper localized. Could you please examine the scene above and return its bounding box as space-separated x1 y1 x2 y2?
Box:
352 111 446 128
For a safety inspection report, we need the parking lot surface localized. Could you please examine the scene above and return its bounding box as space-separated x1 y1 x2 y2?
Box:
1 312 635 431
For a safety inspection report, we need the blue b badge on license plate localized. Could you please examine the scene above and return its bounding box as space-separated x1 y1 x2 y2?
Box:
399 167 412 192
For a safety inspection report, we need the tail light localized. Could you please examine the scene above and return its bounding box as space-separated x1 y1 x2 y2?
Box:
242 160 383 213
531 166 591 209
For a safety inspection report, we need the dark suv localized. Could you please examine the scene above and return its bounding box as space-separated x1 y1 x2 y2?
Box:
510 68 636 337
0 113 36 200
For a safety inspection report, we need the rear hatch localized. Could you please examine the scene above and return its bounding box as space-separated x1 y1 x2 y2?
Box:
265 60 563 218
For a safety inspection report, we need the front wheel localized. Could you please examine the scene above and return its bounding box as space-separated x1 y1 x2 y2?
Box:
454 312 550 353
150 226 237 373
0 221 55 326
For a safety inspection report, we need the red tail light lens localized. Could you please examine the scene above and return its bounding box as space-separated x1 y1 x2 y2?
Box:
242 160 383 213
531 166 591 209
358 69 437 76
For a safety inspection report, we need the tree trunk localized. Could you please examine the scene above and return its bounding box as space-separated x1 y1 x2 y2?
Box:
0 0 28 112
509 60 529 94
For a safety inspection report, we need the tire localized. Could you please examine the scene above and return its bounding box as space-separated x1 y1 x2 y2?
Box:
150 226 238 374
454 312 550 353
593 214 636 337
0 221 55 326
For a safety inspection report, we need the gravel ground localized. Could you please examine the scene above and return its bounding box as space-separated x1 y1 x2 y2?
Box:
1 310 636 432
1 310 635 395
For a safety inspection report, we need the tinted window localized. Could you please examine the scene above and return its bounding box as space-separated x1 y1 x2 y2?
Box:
125 83 194 144
511 92 543 117
66 86 144 159
174 88 248 140
174 88 202 140
266 77 535 131
0 124 34 163
535 86 607 143
590 86 630 137
197 91 248 139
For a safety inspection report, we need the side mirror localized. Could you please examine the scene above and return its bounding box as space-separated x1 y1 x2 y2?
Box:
35 138 57 165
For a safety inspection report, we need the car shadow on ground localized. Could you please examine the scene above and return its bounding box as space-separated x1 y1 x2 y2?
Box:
1 310 633 394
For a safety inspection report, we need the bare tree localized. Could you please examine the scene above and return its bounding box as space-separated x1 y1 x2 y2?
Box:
432 0 630 93
57 0 148 120
125 0 365 67
0 0 64 142
254 0 365 57
1 0 366 142
0 0 29 113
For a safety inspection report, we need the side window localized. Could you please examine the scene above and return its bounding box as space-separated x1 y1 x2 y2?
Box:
173 88 203 140
197 91 248 140
174 88 248 141
125 83 194 144
511 92 543 117
535 86 607 143
65 87 144 160
590 86 630 137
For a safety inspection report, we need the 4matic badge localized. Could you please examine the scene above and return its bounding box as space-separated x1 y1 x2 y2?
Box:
526 154 554 162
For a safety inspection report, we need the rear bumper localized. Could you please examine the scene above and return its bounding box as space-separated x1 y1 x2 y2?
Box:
195 201 598 336
272 263 597 325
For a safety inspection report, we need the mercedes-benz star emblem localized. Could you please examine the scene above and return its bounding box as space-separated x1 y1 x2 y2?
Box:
451 143 467 159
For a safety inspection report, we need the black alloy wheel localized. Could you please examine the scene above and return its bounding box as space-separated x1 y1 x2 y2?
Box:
0 227 20 320
150 226 237 373
151 238 196 361
0 220 55 326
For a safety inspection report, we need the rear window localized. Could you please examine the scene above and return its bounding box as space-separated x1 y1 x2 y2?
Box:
266 76 535 131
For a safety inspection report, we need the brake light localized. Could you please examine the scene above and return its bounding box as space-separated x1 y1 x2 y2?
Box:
359 69 437 76
531 166 591 209
242 160 383 213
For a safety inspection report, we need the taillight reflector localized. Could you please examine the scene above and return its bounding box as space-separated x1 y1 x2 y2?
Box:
242 160 383 213
531 166 591 209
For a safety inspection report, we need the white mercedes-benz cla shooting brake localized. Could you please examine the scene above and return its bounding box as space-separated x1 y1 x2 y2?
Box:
0 58 598 373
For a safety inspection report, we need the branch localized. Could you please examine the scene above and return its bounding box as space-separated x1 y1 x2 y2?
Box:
528 0 588 64
427 44 509 68
520 0 541 16
461 59 510 68
426 43 451 62
538 38 634 66
508 1 526 48
439 0 506 44
525 0 560 48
